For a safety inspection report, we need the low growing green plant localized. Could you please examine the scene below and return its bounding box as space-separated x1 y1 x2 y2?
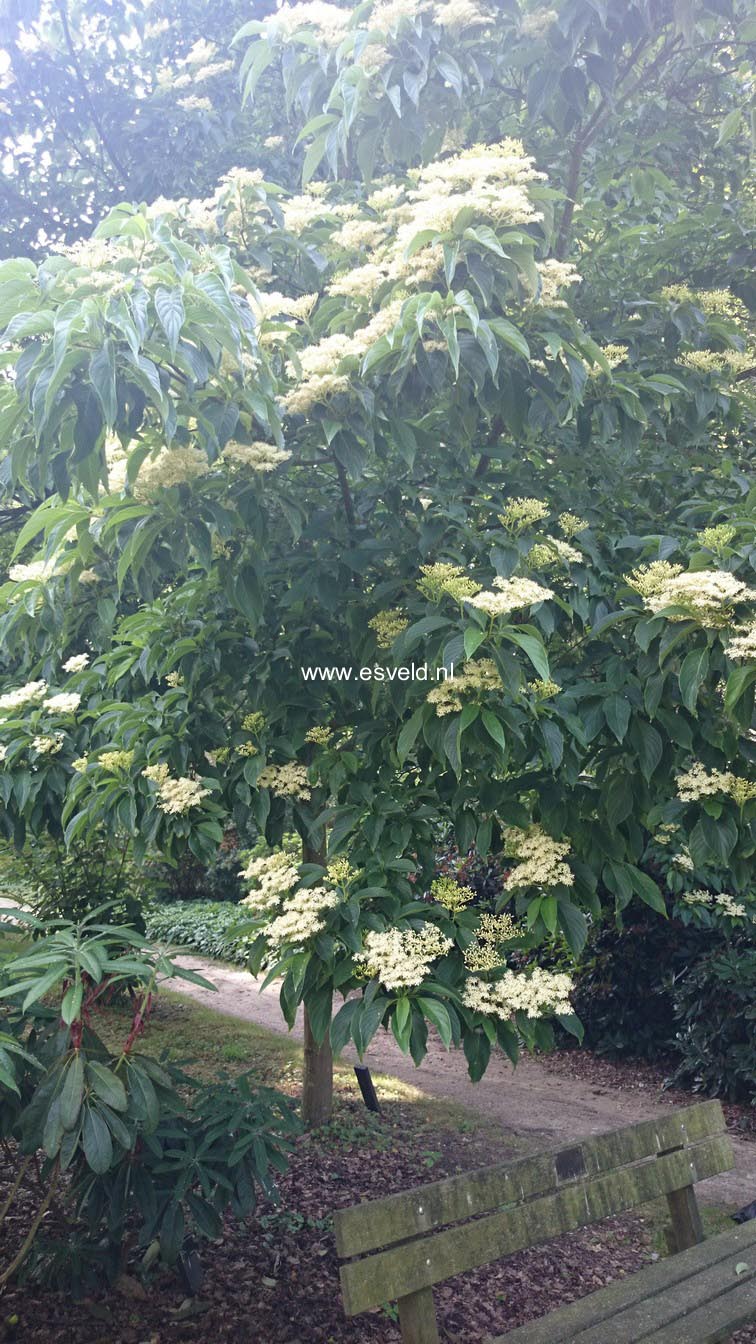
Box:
668 941 756 1104
0 906 299 1291
145 900 257 964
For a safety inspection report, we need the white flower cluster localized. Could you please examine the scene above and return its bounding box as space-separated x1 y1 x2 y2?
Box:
133 446 211 500
728 624 756 663
264 1 352 45
143 763 210 814
283 138 546 411
676 763 756 807
0 681 48 711
32 733 64 756
257 763 312 800
677 350 754 376
252 291 317 321
222 442 291 472
262 0 490 43
528 538 582 569
266 885 341 950
62 654 89 673
642 569 756 628
559 513 589 538
533 258 581 308
43 693 81 714
241 852 301 914
358 924 453 991
462 966 573 1019
499 497 549 532
463 574 554 618
393 140 543 260
627 561 682 599
7 559 56 583
503 825 573 890
98 750 134 772
427 659 501 715
682 890 749 919
463 910 518 971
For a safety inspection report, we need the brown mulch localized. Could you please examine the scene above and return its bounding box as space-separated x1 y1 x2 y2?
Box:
2 1096 756 1344
541 1046 756 1140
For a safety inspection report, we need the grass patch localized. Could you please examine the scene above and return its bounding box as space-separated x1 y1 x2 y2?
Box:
95 989 523 1164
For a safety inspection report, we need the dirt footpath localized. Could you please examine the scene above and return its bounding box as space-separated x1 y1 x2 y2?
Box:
170 953 756 1210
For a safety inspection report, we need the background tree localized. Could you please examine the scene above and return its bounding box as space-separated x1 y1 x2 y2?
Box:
0 0 754 1126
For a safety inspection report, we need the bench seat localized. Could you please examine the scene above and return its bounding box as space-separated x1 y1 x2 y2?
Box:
492 1217 756 1344
335 1101 754 1344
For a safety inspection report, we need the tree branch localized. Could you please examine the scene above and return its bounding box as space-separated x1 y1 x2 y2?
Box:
555 31 683 258
57 0 130 186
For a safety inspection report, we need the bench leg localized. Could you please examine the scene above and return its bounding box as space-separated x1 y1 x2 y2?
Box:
666 1185 705 1253
397 1286 440 1344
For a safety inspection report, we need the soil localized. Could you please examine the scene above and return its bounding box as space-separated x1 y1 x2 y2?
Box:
4 1076 755 1344
168 953 756 1210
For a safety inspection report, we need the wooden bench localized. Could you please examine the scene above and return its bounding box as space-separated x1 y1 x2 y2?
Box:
334 1100 756 1344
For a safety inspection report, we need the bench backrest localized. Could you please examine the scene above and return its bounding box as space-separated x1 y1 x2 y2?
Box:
335 1100 732 1320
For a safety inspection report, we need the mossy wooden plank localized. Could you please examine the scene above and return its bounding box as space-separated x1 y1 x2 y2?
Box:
573 1241 756 1341
334 1101 726 1258
488 1221 756 1344
339 1134 732 1316
645 1273 756 1343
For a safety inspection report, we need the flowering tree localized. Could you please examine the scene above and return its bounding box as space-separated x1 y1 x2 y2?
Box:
0 0 754 1125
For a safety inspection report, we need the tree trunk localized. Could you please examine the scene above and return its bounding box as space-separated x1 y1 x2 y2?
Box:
301 838 334 1128
302 1003 333 1128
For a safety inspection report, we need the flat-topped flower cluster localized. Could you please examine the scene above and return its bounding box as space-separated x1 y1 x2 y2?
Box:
502 824 574 890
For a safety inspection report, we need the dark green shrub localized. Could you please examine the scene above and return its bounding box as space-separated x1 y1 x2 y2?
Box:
143 848 246 905
668 941 756 1104
566 902 712 1060
0 909 299 1291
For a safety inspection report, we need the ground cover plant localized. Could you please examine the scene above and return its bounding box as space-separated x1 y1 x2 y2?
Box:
0 0 754 1140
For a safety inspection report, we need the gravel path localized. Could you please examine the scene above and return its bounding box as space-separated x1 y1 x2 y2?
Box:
170 952 756 1210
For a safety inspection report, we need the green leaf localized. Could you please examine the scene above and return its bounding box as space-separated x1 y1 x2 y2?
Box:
604 694 631 743
397 706 425 766
481 708 506 755
127 1064 159 1132
160 1200 185 1264
715 107 743 147
557 901 588 954
391 996 412 1053
21 964 66 1012
87 1061 127 1112
679 646 709 715
463 626 486 658
417 997 452 1048
154 287 185 355
632 720 663 781
627 867 667 915
82 1105 113 1174
304 986 333 1046
60 1053 84 1131
443 716 462 776
89 341 117 427
724 664 756 715
60 980 83 1025
329 998 362 1054
501 628 549 680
